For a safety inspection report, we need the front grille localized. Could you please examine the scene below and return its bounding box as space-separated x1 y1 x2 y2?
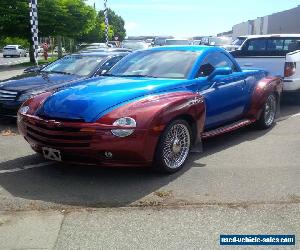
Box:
24 121 93 148
0 90 18 101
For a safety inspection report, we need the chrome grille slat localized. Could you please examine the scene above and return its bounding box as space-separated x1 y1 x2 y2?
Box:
0 94 16 98
24 121 93 148
0 90 18 101
0 90 18 95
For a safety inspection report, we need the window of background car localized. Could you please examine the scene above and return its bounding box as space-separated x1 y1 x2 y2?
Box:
165 40 190 45
283 39 300 51
96 56 123 75
246 39 267 51
266 39 284 51
196 52 238 77
243 38 300 56
232 37 246 46
110 50 201 79
122 41 148 50
41 55 106 76
4 46 17 50
209 37 232 46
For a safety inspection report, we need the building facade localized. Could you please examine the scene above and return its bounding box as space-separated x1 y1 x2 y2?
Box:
232 5 300 39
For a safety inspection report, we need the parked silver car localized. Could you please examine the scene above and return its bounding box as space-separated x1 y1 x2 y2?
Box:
3 45 27 57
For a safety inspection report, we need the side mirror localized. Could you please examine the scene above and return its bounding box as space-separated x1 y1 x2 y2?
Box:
207 67 232 81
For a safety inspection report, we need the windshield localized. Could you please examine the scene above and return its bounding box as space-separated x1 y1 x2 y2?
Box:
209 37 232 46
110 50 201 79
166 40 190 45
232 37 246 46
41 55 105 76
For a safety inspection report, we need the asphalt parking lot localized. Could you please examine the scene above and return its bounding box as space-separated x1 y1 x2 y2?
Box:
0 70 299 248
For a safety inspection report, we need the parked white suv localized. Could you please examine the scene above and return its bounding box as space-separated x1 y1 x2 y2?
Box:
231 34 300 91
3 45 27 58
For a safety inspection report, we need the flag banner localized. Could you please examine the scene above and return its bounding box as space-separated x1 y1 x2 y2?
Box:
104 0 109 45
29 0 39 64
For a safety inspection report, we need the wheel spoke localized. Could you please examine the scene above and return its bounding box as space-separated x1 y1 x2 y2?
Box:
264 95 276 126
162 123 191 169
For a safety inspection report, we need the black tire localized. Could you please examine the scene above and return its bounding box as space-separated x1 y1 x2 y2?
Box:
153 119 192 174
255 93 277 129
3 55 6 58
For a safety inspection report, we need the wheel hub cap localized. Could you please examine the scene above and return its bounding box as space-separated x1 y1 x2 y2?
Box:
172 139 181 154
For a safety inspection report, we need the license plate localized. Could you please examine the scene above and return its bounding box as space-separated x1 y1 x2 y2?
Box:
42 147 62 162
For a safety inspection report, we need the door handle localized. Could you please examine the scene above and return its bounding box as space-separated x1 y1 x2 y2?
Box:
244 63 253 66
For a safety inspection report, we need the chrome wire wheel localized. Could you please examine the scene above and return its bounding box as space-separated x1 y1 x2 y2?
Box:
264 95 276 126
162 123 191 170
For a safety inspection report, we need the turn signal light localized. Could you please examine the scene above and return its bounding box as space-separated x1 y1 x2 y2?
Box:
284 62 296 77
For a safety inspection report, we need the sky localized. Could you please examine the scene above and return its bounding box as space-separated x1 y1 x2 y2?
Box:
86 0 299 37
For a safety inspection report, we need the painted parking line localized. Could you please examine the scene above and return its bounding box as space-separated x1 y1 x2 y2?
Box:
0 161 53 174
291 113 300 118
277 112 300 122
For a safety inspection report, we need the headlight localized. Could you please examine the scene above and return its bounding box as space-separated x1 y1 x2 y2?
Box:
18 90 45 102
111 117 136 137
19 105 30 114
18 105 29 123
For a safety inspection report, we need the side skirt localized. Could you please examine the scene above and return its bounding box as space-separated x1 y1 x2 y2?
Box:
201 118 256 139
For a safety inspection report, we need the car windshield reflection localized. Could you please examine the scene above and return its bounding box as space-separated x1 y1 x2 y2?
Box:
41 55 105 76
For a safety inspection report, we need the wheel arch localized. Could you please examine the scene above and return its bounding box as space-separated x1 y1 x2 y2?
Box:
246 76 283 120
167 114 198 145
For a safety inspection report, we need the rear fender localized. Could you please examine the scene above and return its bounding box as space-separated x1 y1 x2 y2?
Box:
246 77 283 120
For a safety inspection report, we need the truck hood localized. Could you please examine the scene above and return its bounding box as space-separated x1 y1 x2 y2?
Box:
0 72 82 93
37 76 192 122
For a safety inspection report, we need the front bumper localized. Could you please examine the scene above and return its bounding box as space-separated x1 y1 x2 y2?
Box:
283 79 300 91
18 114 159 167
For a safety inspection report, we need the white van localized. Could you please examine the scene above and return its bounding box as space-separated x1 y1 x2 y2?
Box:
231 34 300 91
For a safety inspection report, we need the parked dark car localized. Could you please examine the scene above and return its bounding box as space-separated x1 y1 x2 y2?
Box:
0 51 129 117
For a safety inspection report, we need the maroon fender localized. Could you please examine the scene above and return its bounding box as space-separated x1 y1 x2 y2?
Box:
98 91 206 161
246 76 283 120
18 92 52 115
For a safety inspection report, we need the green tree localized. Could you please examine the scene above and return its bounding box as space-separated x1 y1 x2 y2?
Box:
78 20 114 43
98 8 126 41
0 0 97 61
38 0 96 37
0 37 30 49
